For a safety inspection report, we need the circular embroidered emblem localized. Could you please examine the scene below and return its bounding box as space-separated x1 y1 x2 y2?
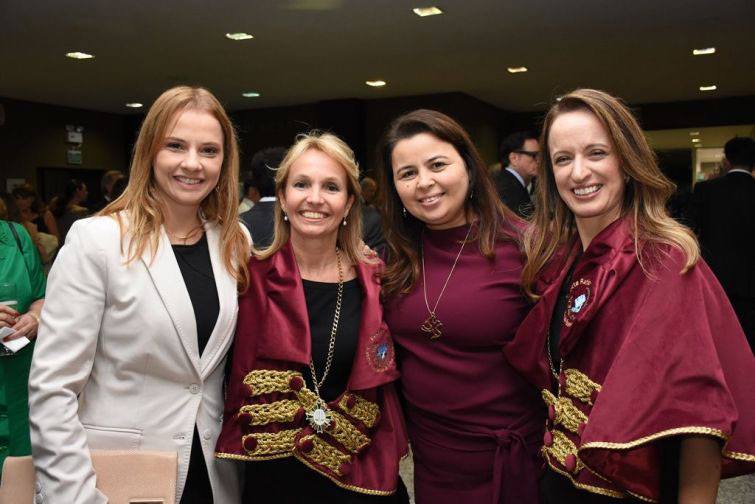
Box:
563 278 592 327
367 326 395 372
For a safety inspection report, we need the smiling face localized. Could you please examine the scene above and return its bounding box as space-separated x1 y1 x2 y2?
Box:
279 148 354 244
391 132 469 230
548 109 625 243
152 108 224 215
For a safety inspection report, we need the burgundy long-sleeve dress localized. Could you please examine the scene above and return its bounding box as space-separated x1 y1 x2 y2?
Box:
384 223 544 503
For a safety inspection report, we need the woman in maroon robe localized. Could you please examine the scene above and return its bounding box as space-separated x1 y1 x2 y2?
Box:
375 109 544 503
215 132 408 502
507 89 755 502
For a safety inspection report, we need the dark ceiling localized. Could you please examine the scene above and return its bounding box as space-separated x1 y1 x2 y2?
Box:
1 0 754 114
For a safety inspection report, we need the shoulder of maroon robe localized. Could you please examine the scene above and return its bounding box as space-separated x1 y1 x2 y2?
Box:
215 244 407 495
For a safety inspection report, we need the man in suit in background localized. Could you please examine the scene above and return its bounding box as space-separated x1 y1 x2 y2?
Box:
240 147 287 248
493 131 539 218
689 136 755 348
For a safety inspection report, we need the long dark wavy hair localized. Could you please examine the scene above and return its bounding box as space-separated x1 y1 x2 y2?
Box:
376 109 519 300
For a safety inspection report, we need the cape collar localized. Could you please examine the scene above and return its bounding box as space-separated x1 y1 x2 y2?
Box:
253 242 398 391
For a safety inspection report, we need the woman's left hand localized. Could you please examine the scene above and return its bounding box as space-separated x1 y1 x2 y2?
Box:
6 312 40 341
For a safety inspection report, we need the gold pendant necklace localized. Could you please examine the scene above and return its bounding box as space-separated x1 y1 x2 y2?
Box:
420 224 473 340
306 248 343 433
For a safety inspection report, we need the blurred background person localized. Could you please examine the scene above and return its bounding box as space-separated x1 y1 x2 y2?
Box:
688 136 755 347
493 131 540 218
12 184 59 264
0 194 46 473
51 179 90 245
240 146 287 248
91 170 125 212
238 178 260 214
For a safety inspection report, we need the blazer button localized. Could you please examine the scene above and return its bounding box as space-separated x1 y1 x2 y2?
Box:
189 384 200 394
203 430 212 440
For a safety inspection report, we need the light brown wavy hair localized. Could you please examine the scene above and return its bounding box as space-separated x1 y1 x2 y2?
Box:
255 131 367 266
101 86 250 290
376 109 518 300
522 88 699 299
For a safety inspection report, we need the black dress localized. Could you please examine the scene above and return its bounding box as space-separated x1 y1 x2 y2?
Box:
242 278 409 504
172 234 219 504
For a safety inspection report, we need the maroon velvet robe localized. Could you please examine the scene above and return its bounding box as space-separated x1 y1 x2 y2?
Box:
215 243 408 495
505 217 755 502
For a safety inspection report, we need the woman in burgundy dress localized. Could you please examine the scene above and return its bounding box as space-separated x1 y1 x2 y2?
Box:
376 109 544 503
507 89 755 502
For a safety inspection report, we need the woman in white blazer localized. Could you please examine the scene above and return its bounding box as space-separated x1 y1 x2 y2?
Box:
28 86 251 504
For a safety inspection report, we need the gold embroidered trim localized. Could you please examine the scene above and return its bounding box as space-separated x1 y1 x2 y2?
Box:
579 425 729 451
216 450 292 462
556 397 588 434
242 429 298 457
327 410 371 453
240 400 300 425
294 454 396 496
544 429 583 472
563 368 601 405
243 369 300 396
544 458 631 500
723 449 755 462
295 387 319 411
338 393 380 428
299 434 351 475
542 388 557 407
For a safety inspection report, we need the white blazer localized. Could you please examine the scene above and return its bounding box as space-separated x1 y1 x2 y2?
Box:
28 215 243 504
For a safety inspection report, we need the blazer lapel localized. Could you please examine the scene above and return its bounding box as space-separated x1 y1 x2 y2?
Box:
141 228 201 376
199 223 237 378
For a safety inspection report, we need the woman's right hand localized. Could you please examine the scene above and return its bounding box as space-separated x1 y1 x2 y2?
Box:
0 304 20 329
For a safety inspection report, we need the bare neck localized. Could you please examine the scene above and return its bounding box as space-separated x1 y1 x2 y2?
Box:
290 232 340 282
161 200 203 244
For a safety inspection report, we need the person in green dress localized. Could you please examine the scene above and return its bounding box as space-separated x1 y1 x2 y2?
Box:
0 195 46 472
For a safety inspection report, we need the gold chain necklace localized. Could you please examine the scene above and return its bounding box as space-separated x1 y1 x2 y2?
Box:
305 248 344 433
420 224 473 340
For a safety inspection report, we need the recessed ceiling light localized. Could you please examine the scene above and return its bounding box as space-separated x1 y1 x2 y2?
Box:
692 47 716 56
125 103 143 108
365 80 386 87
689 131 700 136
691 138 701 143
66 52 94 60
699 85 717 92
507 66 528 74
225 32 254 41
242 92 261 98
413 7 443 17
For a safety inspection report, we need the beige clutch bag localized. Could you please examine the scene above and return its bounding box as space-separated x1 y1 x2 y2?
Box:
0 450 177 504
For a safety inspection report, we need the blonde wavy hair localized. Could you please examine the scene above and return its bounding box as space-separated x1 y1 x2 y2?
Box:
101 86 250 290
522 88 699 299
255 131 366 266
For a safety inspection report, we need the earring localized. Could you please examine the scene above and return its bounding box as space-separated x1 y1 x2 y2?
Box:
342 214 348 227
402 207 407 218
469 190 474 200
283 213 288 222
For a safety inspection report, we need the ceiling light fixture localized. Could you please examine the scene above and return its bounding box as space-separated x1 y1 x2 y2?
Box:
66 52 94 60
689 131 700 136
365 80 386 87
692 47 716 56
125 103 143 108
225 32 254 41
507 66 528 73
413 7 443 17
691 138 701 143
699 85 717 92
242 92 261 98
